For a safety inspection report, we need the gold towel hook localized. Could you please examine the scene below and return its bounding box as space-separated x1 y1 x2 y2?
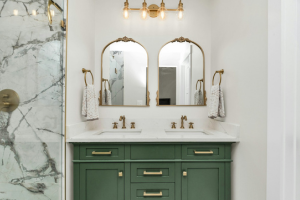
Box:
196 79 203 90
212 69 224 86
82 68 94 86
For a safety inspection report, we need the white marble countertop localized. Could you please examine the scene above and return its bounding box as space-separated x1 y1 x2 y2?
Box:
66 128 239 143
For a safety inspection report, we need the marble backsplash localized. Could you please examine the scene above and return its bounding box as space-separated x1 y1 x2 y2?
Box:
0 0 65 199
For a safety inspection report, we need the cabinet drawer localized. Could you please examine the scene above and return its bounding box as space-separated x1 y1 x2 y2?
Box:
131 163 175 183
182 144 225 160
130 145 175 160
131 183 174 200
79 145 124 160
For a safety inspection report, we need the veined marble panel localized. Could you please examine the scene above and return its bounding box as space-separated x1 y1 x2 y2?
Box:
0 0 65 199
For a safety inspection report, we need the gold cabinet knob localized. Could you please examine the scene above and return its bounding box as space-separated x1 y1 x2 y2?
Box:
183 171 187 176
189 122 194 129
171 122 177 129
118 171 123 177
131 122 135 129
112 122 118 129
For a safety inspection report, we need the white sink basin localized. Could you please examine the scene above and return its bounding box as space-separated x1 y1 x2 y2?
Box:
164 129 210 136
94 129 142 136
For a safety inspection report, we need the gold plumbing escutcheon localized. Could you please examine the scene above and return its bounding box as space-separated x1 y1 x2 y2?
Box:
0 89 20 113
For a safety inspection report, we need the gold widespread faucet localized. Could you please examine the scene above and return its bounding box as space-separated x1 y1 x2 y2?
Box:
119 115 126 129
180 115 187 129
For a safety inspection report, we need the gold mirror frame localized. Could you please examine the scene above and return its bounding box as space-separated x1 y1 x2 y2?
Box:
99 36 150 107
157 37 206 106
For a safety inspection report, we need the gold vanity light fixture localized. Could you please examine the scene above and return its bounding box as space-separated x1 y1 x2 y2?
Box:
123 0 184 20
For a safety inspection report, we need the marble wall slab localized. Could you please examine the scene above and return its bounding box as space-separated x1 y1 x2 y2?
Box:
0 0 65 199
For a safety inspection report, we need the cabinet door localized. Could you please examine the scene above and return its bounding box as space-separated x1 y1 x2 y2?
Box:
79 163 124 200
182 163 225 200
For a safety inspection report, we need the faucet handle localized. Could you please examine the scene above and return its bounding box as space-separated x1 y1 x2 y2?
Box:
112 122 118 129
131 122 135 129
171 122 177 129
189 122 194 129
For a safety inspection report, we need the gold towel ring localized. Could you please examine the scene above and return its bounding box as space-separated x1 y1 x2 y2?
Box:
196 79 203 90
82 68 94 86
212 69 224 86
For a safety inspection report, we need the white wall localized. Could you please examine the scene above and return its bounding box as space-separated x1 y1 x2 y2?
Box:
94 0 212 119
211 0 268 200
66 0 95 199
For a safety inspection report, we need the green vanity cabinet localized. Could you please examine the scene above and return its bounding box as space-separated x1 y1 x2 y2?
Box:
72 143 233 200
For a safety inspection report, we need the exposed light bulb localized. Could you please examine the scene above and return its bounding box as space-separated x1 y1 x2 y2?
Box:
50 10 55 17
123 8 129 19
142 9 147 19
13 10 18 16
160 10 165 19
178 10 183 19
32 10 37 16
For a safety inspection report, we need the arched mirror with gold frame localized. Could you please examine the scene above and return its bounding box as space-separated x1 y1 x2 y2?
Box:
157 37 206 106
100 36 150 106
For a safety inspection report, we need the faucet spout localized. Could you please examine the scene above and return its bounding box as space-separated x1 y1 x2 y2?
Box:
119 115 126 129
180 115 187 129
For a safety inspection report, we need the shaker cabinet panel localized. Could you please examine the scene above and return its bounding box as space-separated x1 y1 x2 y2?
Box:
182 163 225 200
79 163 124 200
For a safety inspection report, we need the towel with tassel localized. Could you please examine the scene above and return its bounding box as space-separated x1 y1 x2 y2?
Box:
208 85 225 119
102 89 112 105
194 89 204 105
82 84 99 121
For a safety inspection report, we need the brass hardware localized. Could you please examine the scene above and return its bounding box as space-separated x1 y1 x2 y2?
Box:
180 115 187 129
143 191 163 197
123 0 184 19
0 89 20 113
130 122 135 129
119 171 123 177
102 79 111 91
196 79 203 90
183 171 187 176
100 36 150 107
47 0 63 25
60 19 66 31
119 115 126 129
189 122 194 129
171 122 177 129
143 171 163 175
82 68 94 86
157 37 207 106
112 122 118 129
194 150 213 154
212 69 224 86
92 151 112 155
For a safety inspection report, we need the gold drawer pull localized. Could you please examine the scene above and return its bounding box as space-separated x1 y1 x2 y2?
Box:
194 150 213 154
143 171 163 175
92 151 112 155
143 191 162 197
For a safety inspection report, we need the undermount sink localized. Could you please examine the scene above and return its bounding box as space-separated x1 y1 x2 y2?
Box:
94 129 142 136
164 129 210 135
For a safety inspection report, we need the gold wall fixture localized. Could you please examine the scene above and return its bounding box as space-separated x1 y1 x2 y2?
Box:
100 36 150 107
123 0 184 20
212 69 224 86
82 68 94 86
0 89 20 113
47 0 66 30
157 36 207 106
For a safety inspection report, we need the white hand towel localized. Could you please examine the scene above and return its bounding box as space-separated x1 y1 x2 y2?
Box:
194 90 204 105
102 89 112 105
208 85 225 119
82 84 99 121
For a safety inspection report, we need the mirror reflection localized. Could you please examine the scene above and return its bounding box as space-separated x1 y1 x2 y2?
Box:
101 37 149 106
158 38 205 106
